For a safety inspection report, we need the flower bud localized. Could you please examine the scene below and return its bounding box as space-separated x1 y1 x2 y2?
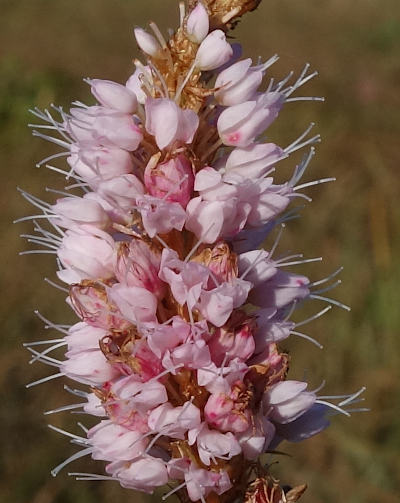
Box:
145 98 199 150
144 153 194 207
215 59 263 106
134 27 161 57
195 30 233 71
186 2 209 43
90 79 138 113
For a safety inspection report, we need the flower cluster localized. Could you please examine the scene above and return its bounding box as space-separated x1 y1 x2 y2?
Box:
21 1 366 502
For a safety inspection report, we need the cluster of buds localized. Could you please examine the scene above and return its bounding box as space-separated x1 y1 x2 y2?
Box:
20 1 366 502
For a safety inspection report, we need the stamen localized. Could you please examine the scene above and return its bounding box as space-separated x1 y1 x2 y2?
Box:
77 422 89 434
294 177 336 192
284 123 315 153
315 399 351 417
48 424 89 443
290 330 323 349
294 306 332 328
259 54 279 72
34 310 70 335
179 2 185 26
28 341 67 363
64 384 89 398
308 267 343 287
184 222 215 262
51 447 92 477
312 279 342 295
149 363 184 383
286 96 325 103
338 386 366 407
149 21 168 49
69 472 116 482
240 249 268 281
14 214 57 224
149 61 169 98
162 481 187 501
278 256 322 267
36 151 70 168
23 338 65 347
28 347 62 366
175 61 197 103
32 130 71 149
25 239 59 250
44 278 69 293
26 372 64 388
44 402 86 415
269 224 285 258
310 294 351 311
19 249 58 255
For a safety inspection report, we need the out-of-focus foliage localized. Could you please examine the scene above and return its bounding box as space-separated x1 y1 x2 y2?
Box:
1 0 399 502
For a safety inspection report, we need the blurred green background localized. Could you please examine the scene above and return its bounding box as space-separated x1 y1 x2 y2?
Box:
1 0 399 502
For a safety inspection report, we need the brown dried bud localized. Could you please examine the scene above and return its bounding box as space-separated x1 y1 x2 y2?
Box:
245 477 306 503
191 0 263 31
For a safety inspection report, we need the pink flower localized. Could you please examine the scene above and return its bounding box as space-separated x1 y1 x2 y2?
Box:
224 142 285 178
208 313 256 365
67 106 143 151
237 414 276 460
97 173 144 212
136 195 187 237
204 385 251 433
107 457 168 492
57 225 115 283
68 146 133 187
197 278 252 327
108 284 158 325
217 92 285 147
89 420 148 461
184 463 232 502
188 423 241 465
158 248 209 309
126 66 152 105
61 348 118 385
115 239 165 299
249 270 310 309
51 196 111 230
148 402 201 438
264 380 316 424
144 153 194 207
215 58 263 106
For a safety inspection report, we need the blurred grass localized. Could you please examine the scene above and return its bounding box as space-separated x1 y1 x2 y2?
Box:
0 0 399 502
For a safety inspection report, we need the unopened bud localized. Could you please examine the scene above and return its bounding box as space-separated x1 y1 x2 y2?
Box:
195 30 233 71
89 79 138 114
186 2 209 43
134 27 161 57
